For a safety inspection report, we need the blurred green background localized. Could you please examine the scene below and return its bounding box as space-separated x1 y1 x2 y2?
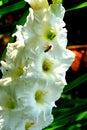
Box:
0 0 87 130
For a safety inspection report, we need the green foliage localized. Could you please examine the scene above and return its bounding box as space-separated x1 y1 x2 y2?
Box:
0 0 26 17
0 0 3 6
63 73 87 93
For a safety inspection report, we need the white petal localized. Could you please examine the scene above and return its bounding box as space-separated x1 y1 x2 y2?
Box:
50 4 65 19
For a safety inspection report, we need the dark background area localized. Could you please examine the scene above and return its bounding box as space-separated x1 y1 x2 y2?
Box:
63 0 87 45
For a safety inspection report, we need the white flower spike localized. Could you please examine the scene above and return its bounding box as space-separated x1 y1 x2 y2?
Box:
0 0 75 130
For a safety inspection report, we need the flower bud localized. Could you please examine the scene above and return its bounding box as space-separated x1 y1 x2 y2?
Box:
25 0 49 10
52 0 63 5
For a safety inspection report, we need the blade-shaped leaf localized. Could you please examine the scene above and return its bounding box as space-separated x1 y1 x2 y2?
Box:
67 2 87 11
64 72 87 93
0 1 26 17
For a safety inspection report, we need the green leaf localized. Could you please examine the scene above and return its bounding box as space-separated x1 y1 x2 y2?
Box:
44 100 87 130
76 111 87 121
0 47 7 61
67 2 87 11
0 0 3 6
63 73 87 93
0 1 26 17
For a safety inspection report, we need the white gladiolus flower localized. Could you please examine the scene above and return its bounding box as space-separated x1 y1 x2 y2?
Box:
0 107 35 130
24 110 53 130
26 48 74 83
15 79 55 114
1 41 29 79
21 8 67 54
27 52 62 81
12 109 53 130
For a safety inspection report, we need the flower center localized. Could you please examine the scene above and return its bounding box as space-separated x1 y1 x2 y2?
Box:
35 90 46 104
17 67 24 76
8 66 24 78
47 30 56 40
25 122 35 130
45 27 56 41
42 58 53 73
6 98 17 109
